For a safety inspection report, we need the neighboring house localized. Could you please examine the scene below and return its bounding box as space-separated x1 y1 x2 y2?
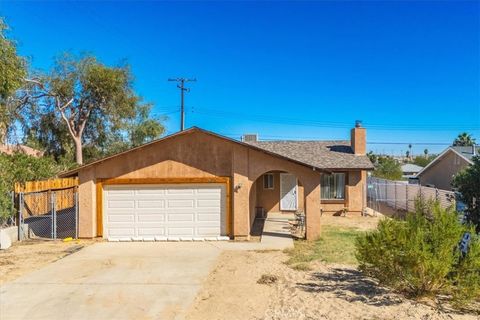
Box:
401 163 423 179
61 124 373 240
416 145 479 191
0 144 44 157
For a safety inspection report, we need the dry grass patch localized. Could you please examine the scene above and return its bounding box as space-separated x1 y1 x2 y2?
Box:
285 225 365 269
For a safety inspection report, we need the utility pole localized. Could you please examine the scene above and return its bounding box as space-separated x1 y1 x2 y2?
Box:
168 77 196 131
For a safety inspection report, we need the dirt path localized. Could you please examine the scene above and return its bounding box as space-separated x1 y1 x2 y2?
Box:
0 239 95 284
186 250 477 320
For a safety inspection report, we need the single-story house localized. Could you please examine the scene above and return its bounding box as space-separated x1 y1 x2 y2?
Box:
401 163 423 179
61 123 373 240
416 145 479 190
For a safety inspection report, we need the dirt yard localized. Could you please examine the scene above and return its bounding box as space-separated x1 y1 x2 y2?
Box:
0 239 95 284
186 214 479 320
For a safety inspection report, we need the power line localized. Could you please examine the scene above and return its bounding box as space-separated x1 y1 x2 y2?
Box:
188 107 479 131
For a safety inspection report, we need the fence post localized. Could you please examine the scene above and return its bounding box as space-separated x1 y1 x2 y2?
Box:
18 193 24 241
406 184 409 211
394 182 397 209
435 188 439 202
75 192 79 239
52 192 57 239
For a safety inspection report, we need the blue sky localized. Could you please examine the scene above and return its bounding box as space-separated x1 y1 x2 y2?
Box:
1 1 479 155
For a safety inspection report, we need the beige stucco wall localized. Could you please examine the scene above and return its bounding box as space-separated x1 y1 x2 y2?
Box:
418 151 470 191
75 130 366 240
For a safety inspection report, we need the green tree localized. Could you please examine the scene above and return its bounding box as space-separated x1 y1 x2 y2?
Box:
0 18 27 143
27 54 164 164
453 156 480 232
373 156 402 180
413 155 435 168
453 133 476 147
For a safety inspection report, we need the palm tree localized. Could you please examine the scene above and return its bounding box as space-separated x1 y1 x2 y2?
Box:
453 133 476 146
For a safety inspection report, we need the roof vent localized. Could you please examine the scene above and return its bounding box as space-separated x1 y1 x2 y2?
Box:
242 134 258 142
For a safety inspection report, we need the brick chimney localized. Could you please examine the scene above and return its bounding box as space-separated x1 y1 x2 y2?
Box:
351 120 366 155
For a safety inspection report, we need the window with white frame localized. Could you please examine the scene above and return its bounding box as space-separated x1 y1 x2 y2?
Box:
321 173 345 199
263 173 274 189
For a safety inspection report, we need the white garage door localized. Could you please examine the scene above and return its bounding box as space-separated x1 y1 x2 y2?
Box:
104 184 226 240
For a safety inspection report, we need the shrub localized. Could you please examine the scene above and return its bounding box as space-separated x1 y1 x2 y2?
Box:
0 152 60 225
356 200 480 307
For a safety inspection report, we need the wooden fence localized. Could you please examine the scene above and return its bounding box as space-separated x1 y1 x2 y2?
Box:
14 177 78 193
15 178 79 217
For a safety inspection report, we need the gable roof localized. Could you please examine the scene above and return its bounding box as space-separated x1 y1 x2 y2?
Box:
60 127 373 176
245 140 373 170
415 146 475 177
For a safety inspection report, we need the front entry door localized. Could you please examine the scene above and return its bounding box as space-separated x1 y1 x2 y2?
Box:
280 173 298 211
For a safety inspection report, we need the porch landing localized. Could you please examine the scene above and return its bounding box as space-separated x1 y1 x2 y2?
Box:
259 212 294 249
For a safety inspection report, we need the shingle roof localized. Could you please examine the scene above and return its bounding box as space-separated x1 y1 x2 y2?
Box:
245 140 374 170
401 163 424 173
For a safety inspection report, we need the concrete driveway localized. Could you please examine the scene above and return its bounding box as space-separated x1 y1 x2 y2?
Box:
0 242 223 320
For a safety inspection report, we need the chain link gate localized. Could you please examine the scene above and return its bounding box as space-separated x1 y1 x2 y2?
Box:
18 187 78 240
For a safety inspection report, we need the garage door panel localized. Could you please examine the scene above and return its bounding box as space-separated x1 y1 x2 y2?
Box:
137 214 166 222
137 228 165 236
197 199 221 207
108 228 135 236
167 199 195 208
168 227 194 236
167 213 194 221
197 227 219 236
167 188 195 195
104 184 225 239
197 188 220 194
136 189 166 195
137 200 165 208
197 213 220 222
107 189 135 196
107 200 135 209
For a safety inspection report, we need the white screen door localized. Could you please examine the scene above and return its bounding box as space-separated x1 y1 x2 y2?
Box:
280 173 298 211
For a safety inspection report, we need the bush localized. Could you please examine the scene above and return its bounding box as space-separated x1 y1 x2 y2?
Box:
453 155 480 233
0 152 60 225
356 200 480 307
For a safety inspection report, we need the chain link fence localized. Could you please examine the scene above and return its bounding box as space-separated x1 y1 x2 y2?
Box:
368 177 456 218
0 191 15 227
18 187 78 240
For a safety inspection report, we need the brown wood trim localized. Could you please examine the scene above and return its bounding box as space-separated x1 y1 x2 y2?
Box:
96 180 103 237
101 177 230 185
225 178 232 236
96 177 232 237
